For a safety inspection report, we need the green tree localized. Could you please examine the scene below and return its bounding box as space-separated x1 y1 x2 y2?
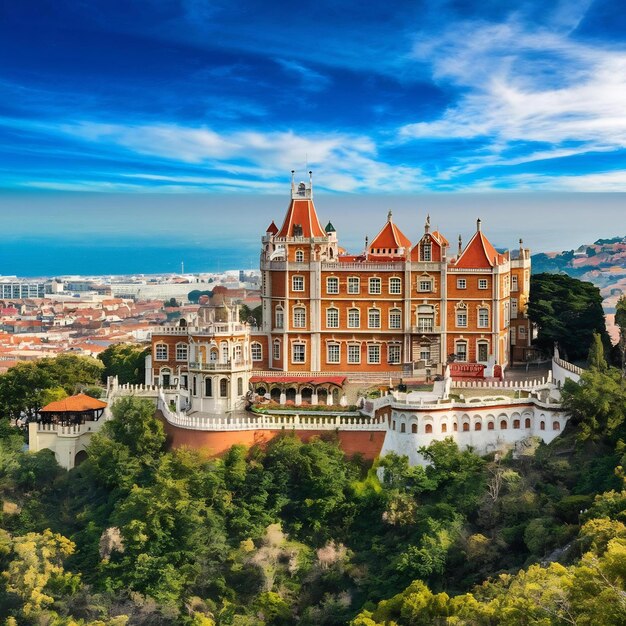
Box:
98 344 148 385
588 331 608 371
528 273 609 361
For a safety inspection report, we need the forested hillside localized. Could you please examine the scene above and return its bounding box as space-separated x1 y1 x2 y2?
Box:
1 351 626 624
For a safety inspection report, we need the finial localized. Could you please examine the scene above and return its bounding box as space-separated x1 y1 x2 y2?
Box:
291 170 295 189
309 170 313 184
458 234 462 255
387 210 393 223
425 213 431 233
365 235 369 250
477 218 482 231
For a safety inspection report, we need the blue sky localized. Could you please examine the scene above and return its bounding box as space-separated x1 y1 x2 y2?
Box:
2 0 626 196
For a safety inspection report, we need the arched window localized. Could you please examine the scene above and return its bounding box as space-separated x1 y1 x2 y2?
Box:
275 306 284 329
368 308 381 329
400 423 406 433
478 307 489 328
411 423 417 434
293 306 306 328
237 377 243 395
453 423 458 432
273 340 281 361
488 422 495 430
251 342 263 361
540 421 545 431
389 277 402 294
525 417 531 428
441 423 448 433
295 250 304 263
326 307 339 328
209 347 218 362
553 421 560 431
348 308 360 328
205 377 212 397
176 343 188 361
155 343 168 360
474 422 482 431
220 378 228 397
500 420 508 430
513 419 520 429
425 423 433 434
463 422 470 432
389 308 402 329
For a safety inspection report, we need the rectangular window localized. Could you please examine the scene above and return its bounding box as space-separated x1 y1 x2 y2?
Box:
389 309 402 329
478 343 489 362
273 342 280 361
519 325 526 338
456 312 467 327
326 277 339 294
418 317 433 332
155 344 168 360
389 277 402 294
292 343 306 363
327 343 340 364
367 344 380 364
478 309 489 328
388 344 401 364
292 276 304 291
512 275 518 291
422 243 432 261
348 344 361 364
419 346 430 362
457 279 466 289
348 309 360 328
511 298 518 318
368 309 381 328
419 279 432 292
347 277 360 294
478 279 488 290
251 343 262 361
326 308 339 328
456 343 467 361
369 277 381 294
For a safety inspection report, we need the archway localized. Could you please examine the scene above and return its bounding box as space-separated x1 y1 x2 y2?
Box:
285 387 297 404
74 450 88 467
270 388 281 403
301 387 313 404
317 388 328 405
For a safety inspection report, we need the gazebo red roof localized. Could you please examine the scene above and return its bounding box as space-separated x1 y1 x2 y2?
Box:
40 393 107 413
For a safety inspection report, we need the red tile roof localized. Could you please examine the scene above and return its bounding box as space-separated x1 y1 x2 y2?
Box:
276 199 325 238
40 393 107 413
266 220 279 235
369 213 411 253
455 226 505 268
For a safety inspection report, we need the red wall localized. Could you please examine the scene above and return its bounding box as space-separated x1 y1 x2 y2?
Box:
160 416 385 460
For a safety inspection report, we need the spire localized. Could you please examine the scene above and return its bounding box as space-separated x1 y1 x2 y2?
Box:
458 235 462 255
477 218 482 232
277 173 324 238
387 210 393 223
291 169 295 194
325 220 336 233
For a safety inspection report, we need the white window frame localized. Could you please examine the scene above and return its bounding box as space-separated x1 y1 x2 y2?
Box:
326 277 339 295
477 341 489 362
327 343 340 364
347 276 360 294
273 341 281 361
456 311 468 328
455 342 468 362
478 307 489 328
292 343 306 363
348 308 360 328
369 277 381 294
251 342 263 362
275 306 284 329
418 279 432 292
367 344 381 364
348 344 361 364
292 275 304 292
326 307 339 328
389 277 402 295
389 308 402 330
293 306 306 328
511 298 518 318
478 279 488 290
295 250 304 263
457 278 467 289
388 344 401 364
418 316 433 332
511 275 518 291
421 242 432 262
155 343 168 361
368 308 381 329
175 343 188 362
419 345 431 363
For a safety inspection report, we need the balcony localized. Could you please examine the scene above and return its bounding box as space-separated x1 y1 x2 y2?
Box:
410 325 441 334
189 359 247 371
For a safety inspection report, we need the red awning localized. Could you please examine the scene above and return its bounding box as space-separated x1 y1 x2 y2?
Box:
250 376 346 386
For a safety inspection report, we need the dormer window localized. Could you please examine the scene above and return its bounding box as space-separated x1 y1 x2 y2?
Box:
293 224 303 237
421 242 432 262
295 250 304 263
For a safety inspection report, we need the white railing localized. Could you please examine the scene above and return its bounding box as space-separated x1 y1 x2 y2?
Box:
250 370 402 383
452 377 547 390
154 323 248 336
321 262 404 270
553 357 584 376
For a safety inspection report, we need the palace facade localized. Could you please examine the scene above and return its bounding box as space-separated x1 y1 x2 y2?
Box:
147 174 532 412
